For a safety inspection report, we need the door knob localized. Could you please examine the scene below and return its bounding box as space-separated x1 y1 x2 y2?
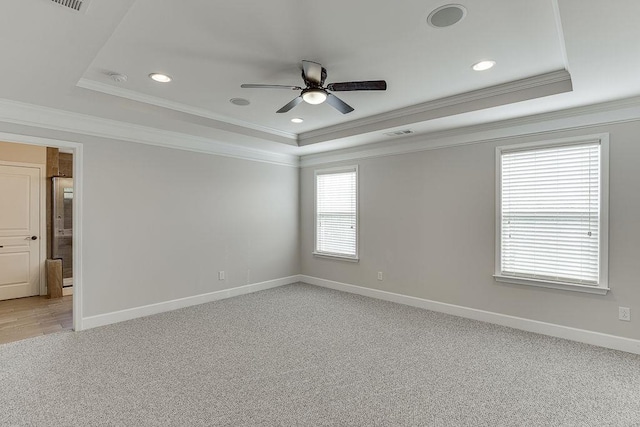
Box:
26 236 37 240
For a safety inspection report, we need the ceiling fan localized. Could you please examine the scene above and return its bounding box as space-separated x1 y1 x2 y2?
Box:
241 60 387 114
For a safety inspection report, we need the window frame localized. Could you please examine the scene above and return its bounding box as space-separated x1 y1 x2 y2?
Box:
494 134 610 295
313 165 359 262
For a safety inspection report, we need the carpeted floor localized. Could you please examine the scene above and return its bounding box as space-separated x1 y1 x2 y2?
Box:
1 283 639 426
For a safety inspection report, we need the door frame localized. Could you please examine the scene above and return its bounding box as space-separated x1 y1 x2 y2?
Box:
0 132 84 331
0 160 46 297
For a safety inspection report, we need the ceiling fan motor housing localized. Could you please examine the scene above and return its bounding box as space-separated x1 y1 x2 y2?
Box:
302 67 327 87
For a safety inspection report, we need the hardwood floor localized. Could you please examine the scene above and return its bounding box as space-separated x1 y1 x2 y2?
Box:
0 296 72 345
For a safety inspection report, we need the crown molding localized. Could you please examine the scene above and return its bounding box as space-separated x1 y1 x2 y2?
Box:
0 98 299 167
300 95 640 167
298 70 573 146
76 78 298 143
4 89 640 170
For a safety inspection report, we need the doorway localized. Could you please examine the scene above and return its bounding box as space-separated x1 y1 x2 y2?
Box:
0 136 82 343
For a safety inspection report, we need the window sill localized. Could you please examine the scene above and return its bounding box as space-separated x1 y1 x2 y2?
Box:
494 274 609 295
313 252 359 263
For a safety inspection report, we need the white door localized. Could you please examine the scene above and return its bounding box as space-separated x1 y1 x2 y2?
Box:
0 164 40 300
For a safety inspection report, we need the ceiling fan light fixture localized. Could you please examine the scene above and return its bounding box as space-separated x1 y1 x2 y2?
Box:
291 118 304 123
149 73 172 83
302 88 327 105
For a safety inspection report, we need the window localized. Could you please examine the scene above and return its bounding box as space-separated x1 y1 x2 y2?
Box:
314 166 358 260
495 135 609 294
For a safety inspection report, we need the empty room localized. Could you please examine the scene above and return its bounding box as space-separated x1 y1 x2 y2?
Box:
1 0 639 425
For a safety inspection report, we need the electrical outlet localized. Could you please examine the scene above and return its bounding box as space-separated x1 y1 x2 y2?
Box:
218 271 225 281
377 272 383 281
619 307 631 322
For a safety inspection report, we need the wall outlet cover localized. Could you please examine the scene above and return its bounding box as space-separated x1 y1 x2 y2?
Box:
619 307 631 321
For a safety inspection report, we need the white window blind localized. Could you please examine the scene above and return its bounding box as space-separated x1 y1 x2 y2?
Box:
500 142 601 285
315 167 357 258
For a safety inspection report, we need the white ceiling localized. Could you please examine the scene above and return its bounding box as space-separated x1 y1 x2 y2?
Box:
1 0 640 156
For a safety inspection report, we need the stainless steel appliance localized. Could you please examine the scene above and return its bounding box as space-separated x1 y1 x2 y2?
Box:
52 177 73 284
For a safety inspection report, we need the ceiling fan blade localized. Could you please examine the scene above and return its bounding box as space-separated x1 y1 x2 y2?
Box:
276 96 303 113
241 84 302 90
326 80 387 91
302 60 323 85
326 93 354 114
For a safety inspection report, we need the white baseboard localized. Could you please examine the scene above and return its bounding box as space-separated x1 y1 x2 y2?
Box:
300 275 640 355
81 275 300 330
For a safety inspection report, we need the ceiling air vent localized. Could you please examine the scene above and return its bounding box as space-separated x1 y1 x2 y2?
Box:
50 0 91 13
384 129 414 137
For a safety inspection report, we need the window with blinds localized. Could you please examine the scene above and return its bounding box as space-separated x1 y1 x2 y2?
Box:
497 140 604 287
315 167 358 259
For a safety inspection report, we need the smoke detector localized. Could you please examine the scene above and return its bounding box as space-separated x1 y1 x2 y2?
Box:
108 73 128 84
50 0 92 14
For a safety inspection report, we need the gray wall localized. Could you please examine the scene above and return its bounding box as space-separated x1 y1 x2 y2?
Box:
301 121 640 340
82 138 299 317
0 122 299 319
3 117 638 340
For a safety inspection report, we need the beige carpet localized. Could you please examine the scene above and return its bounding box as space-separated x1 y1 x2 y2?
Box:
1 283 639 426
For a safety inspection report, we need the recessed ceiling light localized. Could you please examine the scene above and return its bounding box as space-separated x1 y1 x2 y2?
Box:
291 118 304 123
427 4 467 28
230 98 250 106
149 73 172 83
472 60 496 71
